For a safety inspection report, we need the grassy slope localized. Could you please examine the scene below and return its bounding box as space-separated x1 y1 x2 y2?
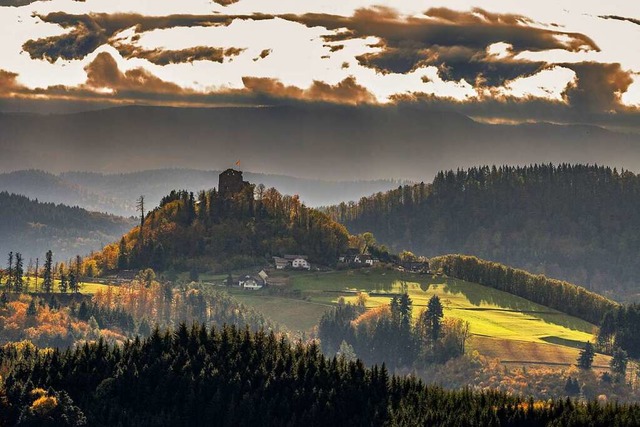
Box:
22 276 114 295
233 269 610 368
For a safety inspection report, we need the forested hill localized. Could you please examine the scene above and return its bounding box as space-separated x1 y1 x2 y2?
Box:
3 324 640 426
86 184 349 274
326 164 640 299
0 191 135 261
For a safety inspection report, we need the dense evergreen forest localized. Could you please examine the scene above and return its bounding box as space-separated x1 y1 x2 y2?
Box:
2 324 640 426
598 304 640 359
0 192 134 262
327 164 640 299
86 185 349 274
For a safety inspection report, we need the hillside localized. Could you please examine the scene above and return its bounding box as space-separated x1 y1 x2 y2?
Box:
0 191 135 262
0 169 403 216
231 268 611 369
327 164 640 300
0 170 123 215
86 182 349 274
1 105 639 183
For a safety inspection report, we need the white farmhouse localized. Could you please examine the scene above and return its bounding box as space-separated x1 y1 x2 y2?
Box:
239 275 263 290
291 258 311 270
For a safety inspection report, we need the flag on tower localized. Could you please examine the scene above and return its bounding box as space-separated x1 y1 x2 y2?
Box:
235 160 241 167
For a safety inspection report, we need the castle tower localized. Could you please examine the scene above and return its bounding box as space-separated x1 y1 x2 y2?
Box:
218 169 248 197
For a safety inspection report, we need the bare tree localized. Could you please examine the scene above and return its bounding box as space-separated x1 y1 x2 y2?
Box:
34 257 39 292
136 195 146 228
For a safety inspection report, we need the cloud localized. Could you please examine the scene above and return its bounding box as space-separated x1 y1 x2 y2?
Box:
84 52 186 94
600 15 640 27
23 12 268 62
253 48 271 61
0 70 21 94
0 0 46 6
115 45 245 65
563 62 634 113
282 6 599 86
212 0 239 5
0 51 375 109
6 7 639 122
242 76 376 105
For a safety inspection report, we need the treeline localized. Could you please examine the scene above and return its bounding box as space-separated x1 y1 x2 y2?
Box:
1 249 85 294
2 324 640 426
430 255 617 325
326 164 640 298
319 295 469 371
87 185 349 274
598 304 640 359
91 269 277 335
0 265 277 348
0 191 134 262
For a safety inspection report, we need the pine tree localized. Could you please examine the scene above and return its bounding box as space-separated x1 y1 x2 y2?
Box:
43 250 53 293
577 341 595 370
425 295 444 343
26 298 37 317
13 253 24 293
611 347 629 381
117 237 128 270
68 271 77 294
34 257 39 292
5 251 13 290
59 271 68 294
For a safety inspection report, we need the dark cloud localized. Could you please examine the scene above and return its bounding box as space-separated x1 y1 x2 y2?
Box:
390 83 640 132
84 52 186 93
212 0 239 5
0 70 21 94
253 49 271 61
115 45 245 65
0 51 375 109
562 62 634 113
0 0 46 6
282 7 598 86
242 76 376 105
600 15 640 26
24 12 269 62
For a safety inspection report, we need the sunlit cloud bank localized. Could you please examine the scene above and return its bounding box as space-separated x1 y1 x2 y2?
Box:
0 0 638 127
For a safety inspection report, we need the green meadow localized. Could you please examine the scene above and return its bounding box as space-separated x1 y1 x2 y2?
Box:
232 268 607 367
21 276 114 295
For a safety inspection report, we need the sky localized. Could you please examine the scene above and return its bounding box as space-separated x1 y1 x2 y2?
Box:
0 0 638 126
0 0 639 180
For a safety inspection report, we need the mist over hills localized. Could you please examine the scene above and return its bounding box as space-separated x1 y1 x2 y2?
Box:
0 169 402 216
0 191 135 262
0 105 639 183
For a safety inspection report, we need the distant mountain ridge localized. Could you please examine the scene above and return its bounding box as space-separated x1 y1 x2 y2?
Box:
0 105 638 183
0 169 404 216
0 191 135 262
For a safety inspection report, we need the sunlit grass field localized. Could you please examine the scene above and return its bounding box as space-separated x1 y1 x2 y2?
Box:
21 276 114 295
233 268 605 367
